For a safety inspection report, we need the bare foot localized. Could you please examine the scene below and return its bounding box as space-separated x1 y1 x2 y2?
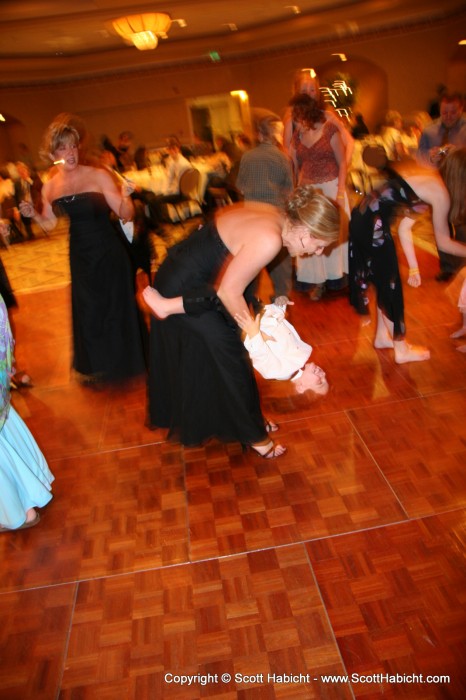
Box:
457 344 466 353
374 335 394 349
395 343 430 364
25 508 38 523
142 286 169 319
450 327 466 339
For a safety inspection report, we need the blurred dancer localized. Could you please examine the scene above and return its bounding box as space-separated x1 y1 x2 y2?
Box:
0 293 53 531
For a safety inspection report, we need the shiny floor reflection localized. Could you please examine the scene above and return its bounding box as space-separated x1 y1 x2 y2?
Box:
0 225 465 699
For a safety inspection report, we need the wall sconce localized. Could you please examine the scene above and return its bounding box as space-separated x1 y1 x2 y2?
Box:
301 68 316 78
112 13 173 50
230 91 249 102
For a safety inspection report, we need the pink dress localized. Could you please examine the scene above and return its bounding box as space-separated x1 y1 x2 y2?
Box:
293 121 340 186
292 121 349 285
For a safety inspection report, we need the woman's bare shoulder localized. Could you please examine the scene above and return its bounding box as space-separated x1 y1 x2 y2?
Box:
81 164 107 181
394 162 448 201
42 174 59 202
217 203 283 250
223 203 283 230
394 160 443 186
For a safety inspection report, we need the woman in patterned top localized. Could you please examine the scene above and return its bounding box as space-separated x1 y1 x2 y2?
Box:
288 93 350 300
349 148 466 363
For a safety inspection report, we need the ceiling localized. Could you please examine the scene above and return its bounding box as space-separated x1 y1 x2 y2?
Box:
1 0 465 86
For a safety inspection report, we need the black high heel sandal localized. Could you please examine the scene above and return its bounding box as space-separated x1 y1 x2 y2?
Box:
248 440 287 459
265 420 279 433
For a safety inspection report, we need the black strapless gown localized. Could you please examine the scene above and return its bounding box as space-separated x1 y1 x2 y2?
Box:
148 222 267 446
53 192 145 381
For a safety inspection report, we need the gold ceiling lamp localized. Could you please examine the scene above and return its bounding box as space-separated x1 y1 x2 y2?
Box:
112 13 172 51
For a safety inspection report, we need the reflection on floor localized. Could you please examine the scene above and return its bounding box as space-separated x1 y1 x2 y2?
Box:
0 220 465 700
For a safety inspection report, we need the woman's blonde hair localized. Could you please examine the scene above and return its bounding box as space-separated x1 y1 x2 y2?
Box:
440 147 466 225
41 113 84 159
286 186 341 243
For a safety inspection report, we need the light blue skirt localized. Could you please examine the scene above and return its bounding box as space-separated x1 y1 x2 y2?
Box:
0 406 54 530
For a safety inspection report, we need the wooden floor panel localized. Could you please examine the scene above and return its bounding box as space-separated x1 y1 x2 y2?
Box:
0 224 465 698
0 583 76 700
258 334 420 420
347 391 466 517
186 414 408 560
306 511 466 699
0 443 189 592
57 546 352 699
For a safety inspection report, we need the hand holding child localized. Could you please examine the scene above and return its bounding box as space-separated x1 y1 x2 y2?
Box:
234 310 275 342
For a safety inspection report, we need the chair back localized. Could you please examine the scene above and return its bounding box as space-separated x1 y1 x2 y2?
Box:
179 168 201 201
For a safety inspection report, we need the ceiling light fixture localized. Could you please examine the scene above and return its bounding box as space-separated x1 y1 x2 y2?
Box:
112 13 172 51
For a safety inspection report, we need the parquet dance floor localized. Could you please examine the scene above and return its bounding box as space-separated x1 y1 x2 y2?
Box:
0 220 465 699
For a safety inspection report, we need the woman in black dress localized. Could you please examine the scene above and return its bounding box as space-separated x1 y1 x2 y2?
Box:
143 187 341 457
19 114 145 383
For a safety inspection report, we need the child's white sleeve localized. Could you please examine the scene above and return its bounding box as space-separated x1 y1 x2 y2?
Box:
244 328 312 380
244 333 291 380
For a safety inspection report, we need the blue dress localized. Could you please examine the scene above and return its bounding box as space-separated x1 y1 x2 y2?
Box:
0 295 54 530
0 407 54 529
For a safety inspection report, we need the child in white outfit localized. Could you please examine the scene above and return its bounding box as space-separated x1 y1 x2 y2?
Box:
235 296 329 395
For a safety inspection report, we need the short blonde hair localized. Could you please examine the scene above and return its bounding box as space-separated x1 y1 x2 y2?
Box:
286 186 340 243
41 113 82 158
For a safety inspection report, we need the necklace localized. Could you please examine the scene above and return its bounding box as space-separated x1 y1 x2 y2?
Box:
59 167 80 203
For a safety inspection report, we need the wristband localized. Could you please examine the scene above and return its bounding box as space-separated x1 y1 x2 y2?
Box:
408 267 419 276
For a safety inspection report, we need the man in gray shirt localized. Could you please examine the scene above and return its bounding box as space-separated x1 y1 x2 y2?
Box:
418 93 466 168
418 93 466 280
237 113 294 299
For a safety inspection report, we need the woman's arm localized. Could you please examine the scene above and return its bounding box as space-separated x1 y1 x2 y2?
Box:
283 107 293 154
96 168 135 222
409 173 466 257
326 111 354 166
287 139 299 185
330 130 347 202
18 181 57 233
217 229 283 319
397 216 421 287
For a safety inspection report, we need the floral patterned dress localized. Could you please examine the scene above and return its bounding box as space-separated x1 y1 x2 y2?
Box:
348 168 426 339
